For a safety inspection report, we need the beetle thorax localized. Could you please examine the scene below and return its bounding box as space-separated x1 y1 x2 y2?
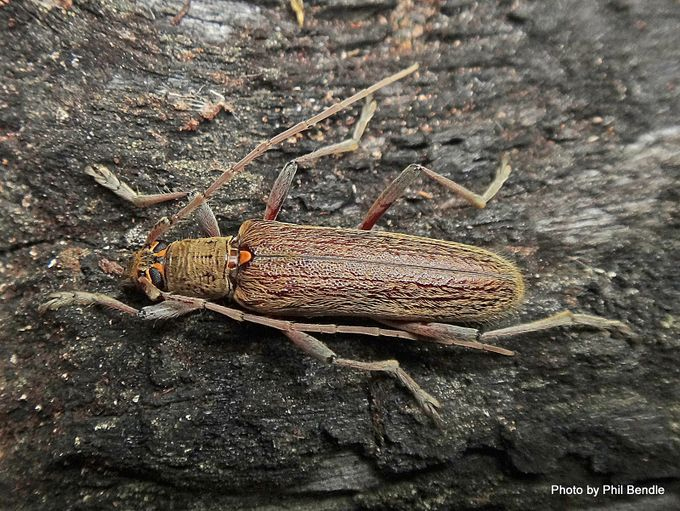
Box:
162 236 237 300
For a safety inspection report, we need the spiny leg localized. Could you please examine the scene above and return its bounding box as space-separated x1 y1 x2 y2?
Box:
85 164 188 208
148 63 419 243
264 97 377 221
282 330 442 424
358 155 511 230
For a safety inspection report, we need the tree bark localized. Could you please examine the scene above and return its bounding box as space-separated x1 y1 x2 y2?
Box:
1 0 679 509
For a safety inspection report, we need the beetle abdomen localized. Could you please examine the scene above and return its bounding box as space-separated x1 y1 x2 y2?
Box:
234 220 524 322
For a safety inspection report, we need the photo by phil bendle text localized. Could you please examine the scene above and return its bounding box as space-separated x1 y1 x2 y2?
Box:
40 63 631 424
551 484 666 497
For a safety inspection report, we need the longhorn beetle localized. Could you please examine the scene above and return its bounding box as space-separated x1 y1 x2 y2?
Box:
41 63 630 423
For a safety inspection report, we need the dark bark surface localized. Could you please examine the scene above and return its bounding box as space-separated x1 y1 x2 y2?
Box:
2 0 679 509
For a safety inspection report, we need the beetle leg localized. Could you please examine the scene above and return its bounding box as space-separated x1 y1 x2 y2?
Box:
294 96 377 165
142 294 424 342
438 154 512 210
142 295 443 421
385 311 630 353
358 155 512 230
85 164 188 207
479 310 632 342
282 330 442 424
264 97 377 221
148 295 519 357
381 320 515 356
145 64 419 242
39 291 139 316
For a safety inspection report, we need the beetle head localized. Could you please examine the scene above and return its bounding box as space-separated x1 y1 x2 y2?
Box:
126 241 169 297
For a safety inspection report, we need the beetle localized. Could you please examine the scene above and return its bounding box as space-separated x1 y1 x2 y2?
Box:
41 64 630 423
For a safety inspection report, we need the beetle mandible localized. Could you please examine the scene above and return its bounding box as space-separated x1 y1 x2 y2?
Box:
41 63 630 423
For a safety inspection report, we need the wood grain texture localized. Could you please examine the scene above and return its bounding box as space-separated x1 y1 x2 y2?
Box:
234 220 524 321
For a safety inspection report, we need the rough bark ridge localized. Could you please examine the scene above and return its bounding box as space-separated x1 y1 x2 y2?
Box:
1 1 679 509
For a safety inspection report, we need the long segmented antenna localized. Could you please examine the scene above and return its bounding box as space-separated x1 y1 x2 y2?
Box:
146 63 420 243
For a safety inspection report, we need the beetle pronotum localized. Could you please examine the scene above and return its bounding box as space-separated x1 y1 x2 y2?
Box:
41 63 630 423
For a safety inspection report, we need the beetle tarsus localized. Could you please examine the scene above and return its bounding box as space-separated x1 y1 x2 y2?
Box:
479 310 634 342
39 291 139 316
85 164 188 208
295 96 377 166
334 357 443 424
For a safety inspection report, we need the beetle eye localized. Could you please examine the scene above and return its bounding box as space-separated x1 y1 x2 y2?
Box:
148 267 165 289
153 241 168 253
